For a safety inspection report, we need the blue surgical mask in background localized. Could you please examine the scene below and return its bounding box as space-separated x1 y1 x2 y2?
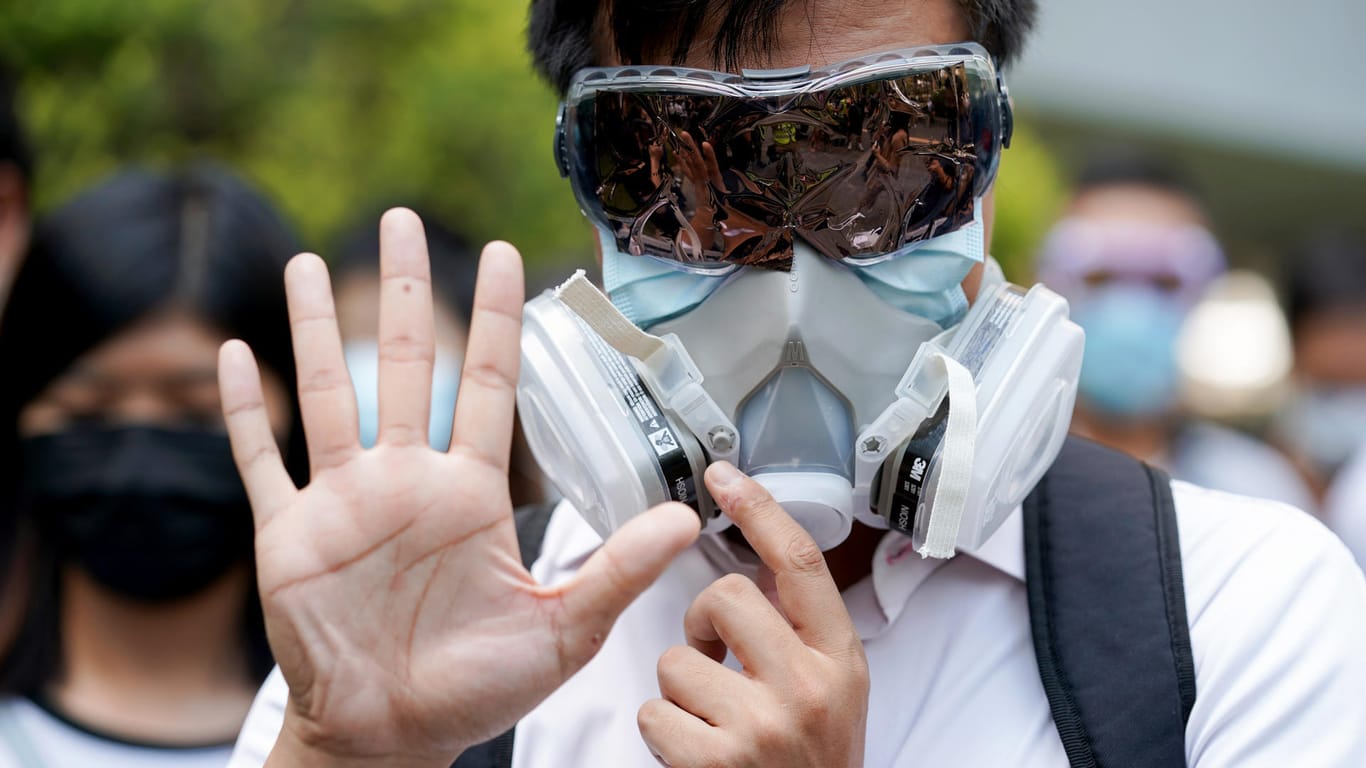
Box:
1073 285 1186 419
343 339 461 450
1280 385 1366 475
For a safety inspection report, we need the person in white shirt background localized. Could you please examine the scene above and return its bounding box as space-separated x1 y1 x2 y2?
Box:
218 0 1366 766
1276 233 1366 567
1034 151 1316 511
1328 445 1366 569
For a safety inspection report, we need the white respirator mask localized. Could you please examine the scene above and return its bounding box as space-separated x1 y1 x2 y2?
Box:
517 242 1083 556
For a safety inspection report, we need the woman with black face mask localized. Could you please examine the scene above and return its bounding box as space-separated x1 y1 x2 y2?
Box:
0 166 306 767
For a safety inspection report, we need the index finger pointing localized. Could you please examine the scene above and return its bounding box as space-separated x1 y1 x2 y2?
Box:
704 462 856 655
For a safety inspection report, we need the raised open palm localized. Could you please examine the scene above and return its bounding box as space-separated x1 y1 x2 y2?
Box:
217 209 699 767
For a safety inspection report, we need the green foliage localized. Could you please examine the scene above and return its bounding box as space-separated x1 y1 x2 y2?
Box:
2 2 1065 274
990 123 1069 282
2 0 589 264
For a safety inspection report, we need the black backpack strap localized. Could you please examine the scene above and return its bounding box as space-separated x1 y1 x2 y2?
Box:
450 502 557 768
1024 437 1197 768
451 730 516 768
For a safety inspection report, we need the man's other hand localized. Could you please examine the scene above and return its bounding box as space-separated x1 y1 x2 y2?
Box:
638 462 870 768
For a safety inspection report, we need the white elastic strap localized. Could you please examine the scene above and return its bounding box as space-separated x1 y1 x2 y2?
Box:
916 353 978 559
555 270 667 361
553 270 741 467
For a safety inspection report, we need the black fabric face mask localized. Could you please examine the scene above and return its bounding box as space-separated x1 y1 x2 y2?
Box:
21 425 255 603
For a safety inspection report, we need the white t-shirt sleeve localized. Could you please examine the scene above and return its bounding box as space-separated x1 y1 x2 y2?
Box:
1177 482 1366 766
227 666 288 768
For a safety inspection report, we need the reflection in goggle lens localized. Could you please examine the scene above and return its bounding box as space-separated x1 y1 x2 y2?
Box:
575 62 1001 271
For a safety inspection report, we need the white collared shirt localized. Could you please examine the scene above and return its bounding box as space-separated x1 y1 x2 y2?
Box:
229 481 1366 767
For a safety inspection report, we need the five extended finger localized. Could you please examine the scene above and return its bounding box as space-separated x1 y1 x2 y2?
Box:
285 253 361 472
704 462 857 657
218 340 296 529
376 208 436 446
448 241 524 471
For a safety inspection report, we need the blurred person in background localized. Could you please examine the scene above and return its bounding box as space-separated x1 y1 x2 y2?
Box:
0 166 305 767
1037 151 1315 510
331 209 544 508
0 68 30 319
1279 233 1366 563
1327 447 1366 570
0 64 35 666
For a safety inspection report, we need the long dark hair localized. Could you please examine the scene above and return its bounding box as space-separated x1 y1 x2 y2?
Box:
0 164 307 694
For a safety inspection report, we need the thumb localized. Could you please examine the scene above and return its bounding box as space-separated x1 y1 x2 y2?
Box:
555 503 700 669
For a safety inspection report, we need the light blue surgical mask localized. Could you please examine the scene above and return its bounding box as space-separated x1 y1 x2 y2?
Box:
601 206 985 331
1073 285 1185 418
600 228 730 330
850 217 983 327
343 340 461 450
1280 385 1366 474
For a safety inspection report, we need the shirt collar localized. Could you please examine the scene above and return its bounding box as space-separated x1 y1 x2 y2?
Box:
546 500 1026 584
958 508 1027 582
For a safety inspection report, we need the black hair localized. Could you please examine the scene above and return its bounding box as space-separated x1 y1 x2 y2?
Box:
1073 148 1203 205
1285 231 1366 331
332 207 478 323
0 165 306 694
528 0 1039 94
0 66 32 182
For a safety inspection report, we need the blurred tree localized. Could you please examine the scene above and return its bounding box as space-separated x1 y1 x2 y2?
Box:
0 1 1065 273
992 122 1069 281
1 0 589 264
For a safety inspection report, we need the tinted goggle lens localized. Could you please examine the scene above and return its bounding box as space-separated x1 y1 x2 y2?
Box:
561 48 1009 271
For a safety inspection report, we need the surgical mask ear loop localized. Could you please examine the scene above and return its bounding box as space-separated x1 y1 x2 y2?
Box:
915 354 977 558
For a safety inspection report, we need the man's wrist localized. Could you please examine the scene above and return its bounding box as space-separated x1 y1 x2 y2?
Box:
264 710 460 768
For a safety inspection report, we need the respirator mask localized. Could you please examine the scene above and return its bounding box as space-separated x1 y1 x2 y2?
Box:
518 45 1084 556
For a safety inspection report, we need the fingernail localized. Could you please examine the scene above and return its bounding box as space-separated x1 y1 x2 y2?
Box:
708 461 743 488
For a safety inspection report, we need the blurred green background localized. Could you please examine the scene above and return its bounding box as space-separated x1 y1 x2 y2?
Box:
0 0 1065 279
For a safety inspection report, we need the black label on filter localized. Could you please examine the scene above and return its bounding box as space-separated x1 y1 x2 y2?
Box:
888 398 950 534
574 316 699 512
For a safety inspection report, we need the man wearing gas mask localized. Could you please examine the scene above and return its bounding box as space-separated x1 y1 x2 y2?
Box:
222 1 1366 767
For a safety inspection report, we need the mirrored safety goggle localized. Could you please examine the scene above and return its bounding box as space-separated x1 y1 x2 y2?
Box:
555 43 1013 272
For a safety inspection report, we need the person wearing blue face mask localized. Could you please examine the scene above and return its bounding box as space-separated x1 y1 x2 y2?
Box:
1037 152 1315 512
331 209 544 509
1279 232 1366 566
